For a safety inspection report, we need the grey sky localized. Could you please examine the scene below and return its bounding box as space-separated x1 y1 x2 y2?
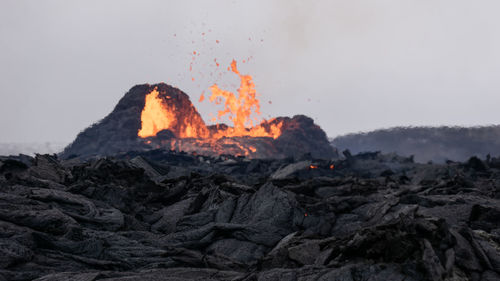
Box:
1 0 500 143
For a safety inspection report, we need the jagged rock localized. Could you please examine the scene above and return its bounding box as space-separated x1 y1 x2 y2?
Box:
421 239 446 281
0 151 498 280
288 241 320 265
482 270 500 281
270 160 311 180
150 198 194 234
29 154 71 183
473 230 500 272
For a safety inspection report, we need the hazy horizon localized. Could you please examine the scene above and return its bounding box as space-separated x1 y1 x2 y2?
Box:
2 0 500 143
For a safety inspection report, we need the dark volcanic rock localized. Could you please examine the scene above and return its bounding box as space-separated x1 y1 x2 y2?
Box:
60 83 337 160
0 151 499 280
274 115 335 159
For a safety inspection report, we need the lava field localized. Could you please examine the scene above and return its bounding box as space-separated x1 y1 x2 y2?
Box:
0 150 499 280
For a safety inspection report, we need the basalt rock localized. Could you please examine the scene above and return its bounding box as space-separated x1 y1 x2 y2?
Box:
0 151 499 280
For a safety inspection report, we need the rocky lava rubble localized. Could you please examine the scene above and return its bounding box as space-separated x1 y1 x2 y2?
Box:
0 150 500 281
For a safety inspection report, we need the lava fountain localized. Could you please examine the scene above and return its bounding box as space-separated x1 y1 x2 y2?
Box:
137 60 283 143
61 60 336 159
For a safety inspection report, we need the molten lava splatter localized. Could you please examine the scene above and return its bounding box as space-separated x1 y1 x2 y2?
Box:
207 60 282 139
138 88 208 139
137 60 283 153
137 89 175 138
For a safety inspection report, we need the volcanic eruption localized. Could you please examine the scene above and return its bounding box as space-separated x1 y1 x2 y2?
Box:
61 60 337 159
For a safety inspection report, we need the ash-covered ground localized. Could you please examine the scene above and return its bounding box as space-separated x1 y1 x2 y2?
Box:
0 150 500 281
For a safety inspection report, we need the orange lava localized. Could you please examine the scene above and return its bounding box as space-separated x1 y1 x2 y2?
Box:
138 89 176 138
137 60 283 150
138 88 208 139
208 60 282 139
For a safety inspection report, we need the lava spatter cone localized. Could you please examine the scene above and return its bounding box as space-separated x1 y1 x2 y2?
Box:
61 82 336 160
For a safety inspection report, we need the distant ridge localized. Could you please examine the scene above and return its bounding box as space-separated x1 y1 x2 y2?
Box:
0 142 67 156
331 125 500 163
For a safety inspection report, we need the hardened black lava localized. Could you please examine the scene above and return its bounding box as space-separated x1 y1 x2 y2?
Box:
0 150 499 280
